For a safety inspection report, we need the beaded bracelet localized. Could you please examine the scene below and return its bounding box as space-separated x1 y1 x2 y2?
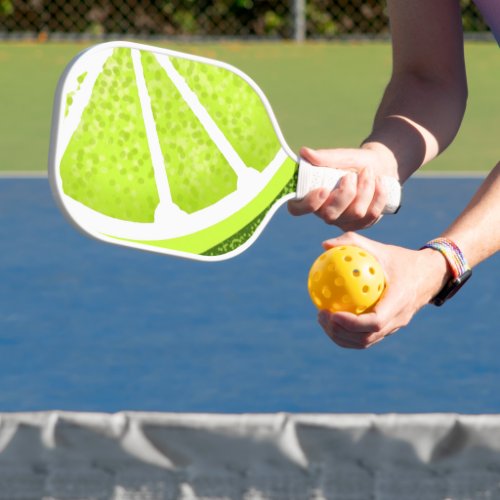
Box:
420 237 472 306
421 238 470 279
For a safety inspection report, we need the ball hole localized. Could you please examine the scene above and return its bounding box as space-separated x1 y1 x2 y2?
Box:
362 285 369 293
352 269 360 277
344 256 352 262
369 267 376 275
342 295 351 304
359 252 367 257
313 294 323 308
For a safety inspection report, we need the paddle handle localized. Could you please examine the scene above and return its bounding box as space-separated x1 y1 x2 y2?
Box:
296 159 401 214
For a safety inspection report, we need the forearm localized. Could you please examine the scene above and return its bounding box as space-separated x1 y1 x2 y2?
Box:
441 162 500 267
361 0 467 183
363 73 467 182
412 163 500 307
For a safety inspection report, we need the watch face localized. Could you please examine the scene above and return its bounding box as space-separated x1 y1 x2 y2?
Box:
432 269 472 306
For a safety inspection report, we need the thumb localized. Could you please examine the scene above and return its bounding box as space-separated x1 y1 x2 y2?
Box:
322 231 369 250
300 147 366 170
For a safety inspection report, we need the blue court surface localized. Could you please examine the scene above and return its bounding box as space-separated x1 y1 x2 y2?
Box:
0 176 498 413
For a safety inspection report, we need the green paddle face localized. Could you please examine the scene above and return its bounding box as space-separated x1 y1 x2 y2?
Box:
49 42 299 261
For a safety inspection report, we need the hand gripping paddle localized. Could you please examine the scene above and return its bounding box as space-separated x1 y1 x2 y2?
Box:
48 41 401 262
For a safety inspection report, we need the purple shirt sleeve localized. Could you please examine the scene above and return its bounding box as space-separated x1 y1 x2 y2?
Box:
473 0 500 44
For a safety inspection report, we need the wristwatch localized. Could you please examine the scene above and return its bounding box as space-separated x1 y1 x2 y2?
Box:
421 238 472 306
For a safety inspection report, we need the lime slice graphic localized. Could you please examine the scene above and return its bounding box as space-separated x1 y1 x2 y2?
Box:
171 58 281 173
123 159 297 257
201 173 297 256
60 48 159 223
141 51 237 214
54 43 299 260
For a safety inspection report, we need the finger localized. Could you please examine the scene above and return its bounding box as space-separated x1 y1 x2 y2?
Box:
333 299 402 340
345 176 387 230
330 311 385 335
331 337 365 349
319 308 395 348
300 147 369 170
288 188 330 216
331 316 392 348
347 167 376 219
339 174 393 231
319 311 373 349
367 288 412 334
331 168 377 230
321 324 365 349
322 231 369 250
363 176 387 223
326 324 383 349
339 216 382 233
316 172 357 224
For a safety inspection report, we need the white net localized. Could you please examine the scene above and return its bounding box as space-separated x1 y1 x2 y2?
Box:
1 412 500 499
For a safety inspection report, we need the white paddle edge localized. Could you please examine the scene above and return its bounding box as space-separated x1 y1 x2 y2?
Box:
92 191 297 262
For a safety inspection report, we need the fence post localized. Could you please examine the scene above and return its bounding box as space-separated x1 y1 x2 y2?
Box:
293 0 306 41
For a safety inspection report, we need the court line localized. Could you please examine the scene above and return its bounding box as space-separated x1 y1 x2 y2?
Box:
414 170 487 179
0 171 48 178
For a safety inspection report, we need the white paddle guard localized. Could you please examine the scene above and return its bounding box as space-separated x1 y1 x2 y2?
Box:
296 158 401 214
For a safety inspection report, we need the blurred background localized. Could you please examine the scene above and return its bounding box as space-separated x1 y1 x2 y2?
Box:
0 0 492 40
0 1 497 177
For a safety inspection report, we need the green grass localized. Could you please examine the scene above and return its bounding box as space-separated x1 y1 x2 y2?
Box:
0 41 497 172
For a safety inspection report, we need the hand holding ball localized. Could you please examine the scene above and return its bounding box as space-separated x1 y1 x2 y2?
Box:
308 245 385 314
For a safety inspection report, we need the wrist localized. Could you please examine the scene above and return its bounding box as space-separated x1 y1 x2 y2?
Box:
420 238 472 306
418 248 452 303
360 141 399 179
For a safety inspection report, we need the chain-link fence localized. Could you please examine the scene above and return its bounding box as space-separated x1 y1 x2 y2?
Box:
0 0 491 40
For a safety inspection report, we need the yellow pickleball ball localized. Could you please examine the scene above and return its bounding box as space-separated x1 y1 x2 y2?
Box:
308 245 385 314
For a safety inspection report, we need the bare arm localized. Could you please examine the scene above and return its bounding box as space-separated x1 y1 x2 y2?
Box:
442 162 500 267
289 0 468 226
363 0 468 181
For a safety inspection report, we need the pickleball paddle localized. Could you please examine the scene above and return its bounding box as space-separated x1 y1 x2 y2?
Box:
48 41 401 261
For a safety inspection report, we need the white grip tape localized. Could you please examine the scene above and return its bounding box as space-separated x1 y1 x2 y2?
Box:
296 159 402 214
